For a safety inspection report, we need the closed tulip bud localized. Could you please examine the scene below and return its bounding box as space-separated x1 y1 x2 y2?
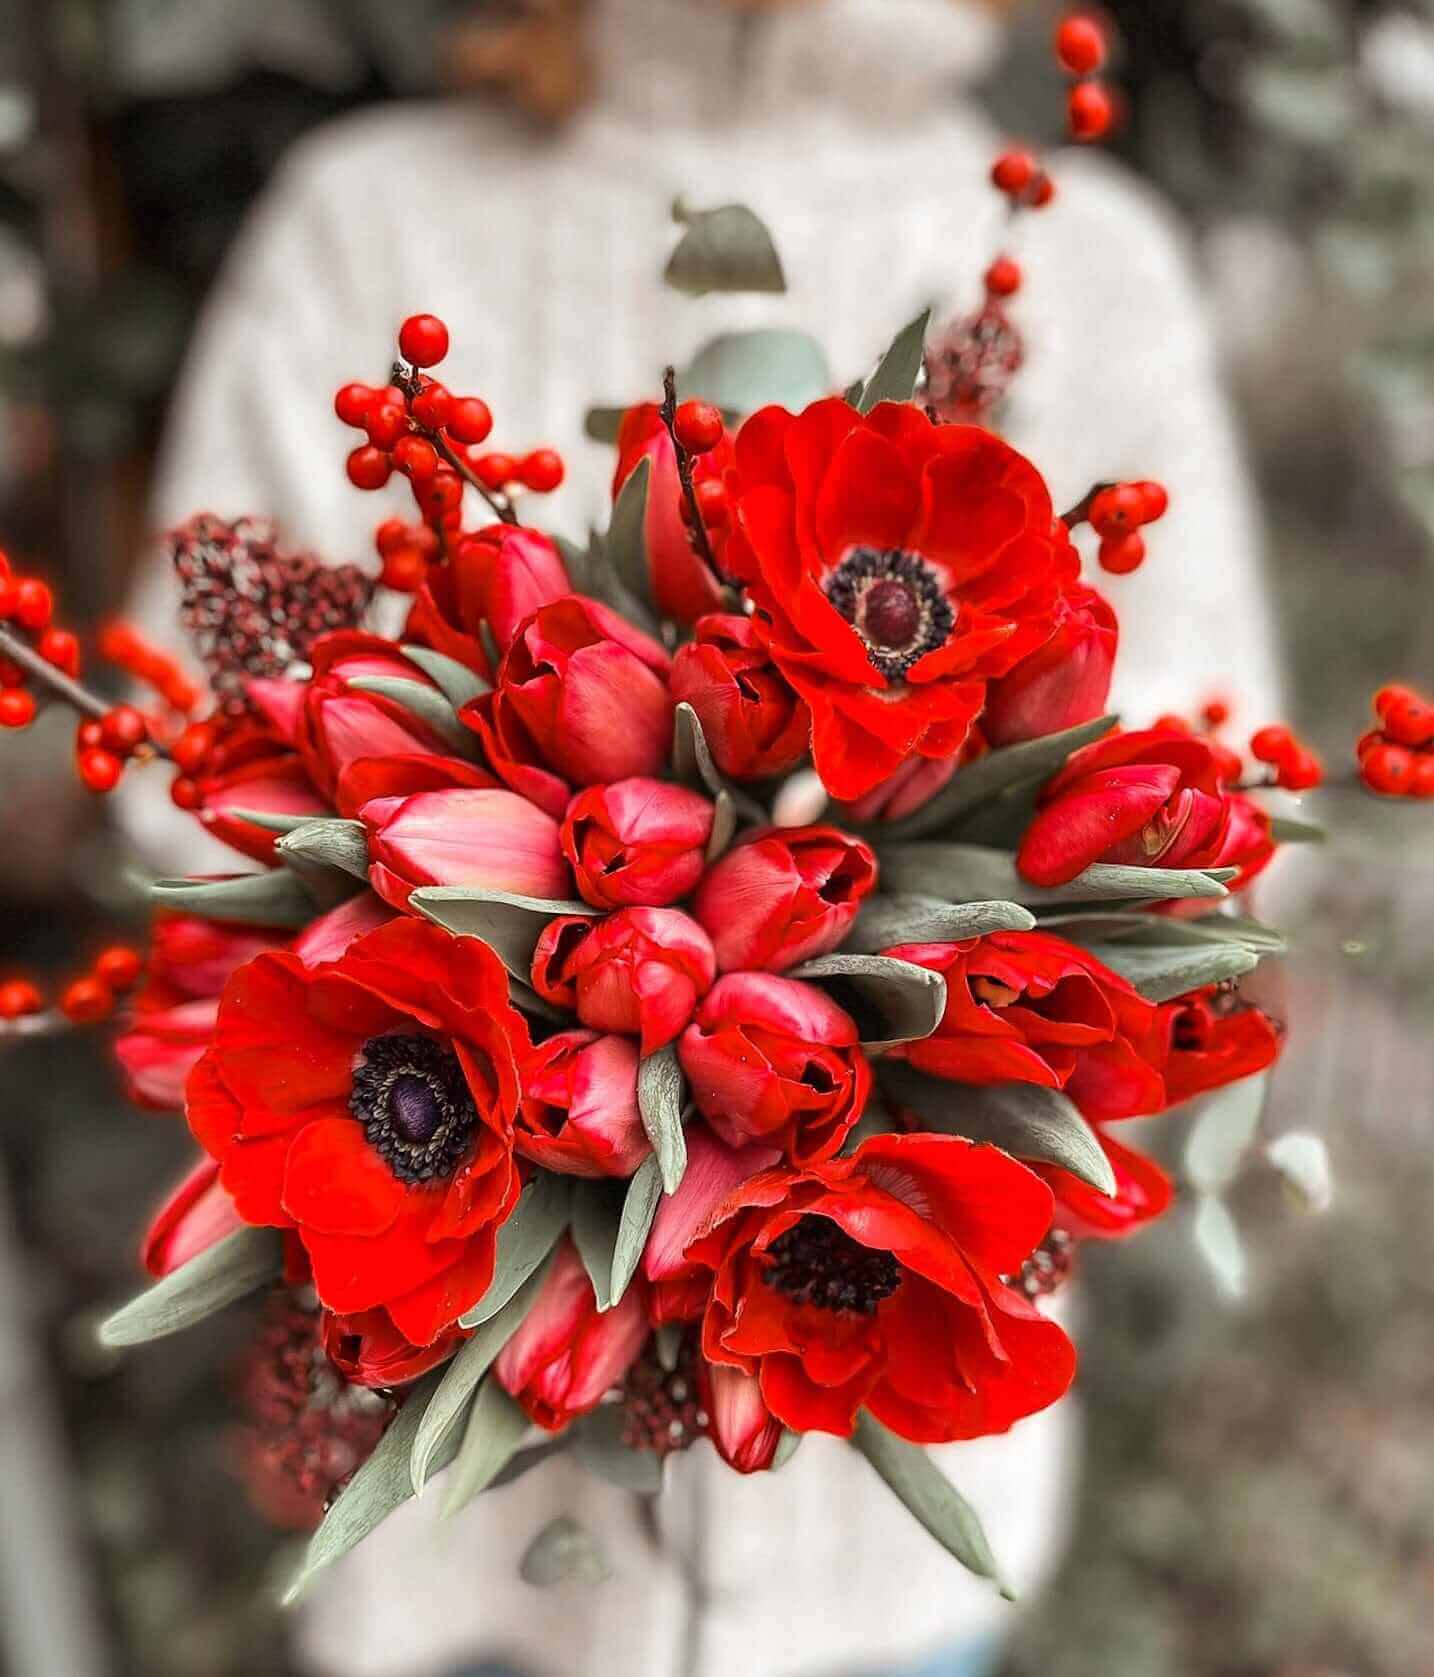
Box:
493 1237 650 1430
291 892 396 967
700 1362 784 1474
321 1309 469 1389
562 777 714 909
408 524 570 668
494 596 674 791
517 1030 652 1177
983 584 1118 747
297 632 452 797
115 998 222 1110
532 907 716 1056
692 826 877 973
359 786 570 910
141 1158 245 1277
670 614 812 782
679 973 870 1162
841 756 957 824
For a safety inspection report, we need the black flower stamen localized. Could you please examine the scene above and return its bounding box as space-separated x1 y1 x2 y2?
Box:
350 1034 476 1184
764 1214 901 1315
825 546 955 682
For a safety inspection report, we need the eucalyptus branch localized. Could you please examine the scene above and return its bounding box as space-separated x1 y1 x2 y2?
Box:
658 366 720 578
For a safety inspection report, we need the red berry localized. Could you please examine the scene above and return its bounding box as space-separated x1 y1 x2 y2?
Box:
518 449 565 494
1134 480 1169 522
1201 698 1231 728
984 256 1022 298
1277 748 1323 792
1411 752 1434 799
14 578 53 631
171 720 217 774
1089 484 1144 536
473 452 516 491
100 703 147 755
0 979 42 1019
0 658 22 687
410 382 453 431
75 719 103 751
673 401 724 455
1383 696 1434 749
694 478 731 529
1355 728 1383 763
398 313 449 369
94 945 143 994
169 774 202 810
1055 14 1107 75
346 445 392 490
380 547 427 593
1374 683 1416 719
1097 531 1145 574
365 402 409 450
0 689 36 728
61 976 113 1024
0 576 17 619
446 397 494 447
334 383 376 428
375 517 410 559
38 627 80 676
1029 173 1057 208
78 748 123 792
991 148 1037 196
0 548 9 581
392 434 439 482
415 470 463 519
1249 725 1295 765
1069 81 1115 142
1362 741 1414 796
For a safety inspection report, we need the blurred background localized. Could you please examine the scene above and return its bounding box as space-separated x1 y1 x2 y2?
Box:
1 1 1432 1673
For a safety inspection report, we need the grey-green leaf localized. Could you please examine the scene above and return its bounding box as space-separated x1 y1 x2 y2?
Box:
1035 910 1285 956
345 675 477 756
665 201 786 297
99 1229 281 1348
441 1379 531 1519
879 1065 1116 1196
1185 1072 1269 1194
852 1412 1010 1594
400 644 491 709
460 1174 572 1329
1193 1193 1247 1300
845 895 1035 954
1269 813 1326 844
570 1402 663 1493
789 953 946 1054
277 818 370 881
520 1515 610 1587
611 1155 664 1308
638 1047 688 1194
150 870 319 926
607 454 652 607
221 807 324 835
672 703 769 824
877 844 1232 908
412 1257 555 1494
571 1180 624 1313
854 309 931 413
1075 940 1260 1003
680 328 832 417
409 886 596 981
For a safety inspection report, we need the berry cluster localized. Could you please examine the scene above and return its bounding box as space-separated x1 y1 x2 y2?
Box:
0 943 143 1028
1249 724 1324 792
1085 480 1169 575
0 547 69 731
1056 13 1116 143
1358 684 1434 798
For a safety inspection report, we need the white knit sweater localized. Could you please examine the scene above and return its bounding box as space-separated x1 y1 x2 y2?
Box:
132 3 1281 1673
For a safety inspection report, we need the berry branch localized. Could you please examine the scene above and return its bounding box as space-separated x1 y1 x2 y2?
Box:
659 366 719 577
0 621 107 720
389 361 520 528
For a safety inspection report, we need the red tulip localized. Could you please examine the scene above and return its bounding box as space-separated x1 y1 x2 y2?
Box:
334 750 498 821
700 1361 784 1473
142 1157 244 1277
562 777 714 909
1158 987 1282 1104
359 786 569 910
841 756 958 824
407 522 569 666
116 997 222 1110
179 704 327 864
532 907 716 1055
679 973 870 1162
493 1237 649 1430
517 1030 652 1177
692 826 877 973
669 614 811 782
983 583 1117 747
321 1308 470 1388
291 892 396 967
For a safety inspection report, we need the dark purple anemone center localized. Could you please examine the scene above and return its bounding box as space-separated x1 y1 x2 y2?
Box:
350 1033 475 1184
825 546 955 682
764 1214 901 1315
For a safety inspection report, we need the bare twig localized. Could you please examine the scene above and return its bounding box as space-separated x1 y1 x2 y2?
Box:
1059 481 1116 529
0 624 106 720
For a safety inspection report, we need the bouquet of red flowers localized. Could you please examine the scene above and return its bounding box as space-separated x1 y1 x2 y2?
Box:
3 12 1414 1601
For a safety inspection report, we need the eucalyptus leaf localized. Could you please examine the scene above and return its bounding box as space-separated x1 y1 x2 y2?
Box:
571 1402 663 1493
1193 1194 1247 1300
221 807 324 835
879 1065 1116 1196
654 1322 684 1373
519 1515 610 1587
1075 940 1260 1003
1264 1131 1334 1214
99 1229 281 1348
584 407 627 445
853 309 931 413
611 1155 664 1307
345 676 477 756
789 953 946 1054
150 870 319 927
638 1047 688 1194
1269 814 1326 844
441 1379 531 1519
664 201 786 297
571 1179 624 1312
845 895 1035 953
488 1438 568 1493
1035 911 1285 955
409 886 596 981
284 1369 450 1603
772 1430 803 1471
1185 1073 1269 1193
876 844 1232 908
276 819 370 881
400 644 491 709
852 1413 1010 1594
679 328 832 417
460 1174 572 1329
607 454 652 608
556 528 661 637
707 790 737 863
412 1257 555 1494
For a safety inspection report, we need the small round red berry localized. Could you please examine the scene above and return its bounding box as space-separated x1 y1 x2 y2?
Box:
410 382 452 431
1383 695 1434 749
0 689 37 728
0 575 18 619
94 945 143 994
1089 484 1145 536
375 517 410 559
169 774 202 810
0 657 23 686
415 470 463 518
518 449 565 493
1362 741 1414 796
380 546 427 593
346 445 392 490
694 478 730 528
14 578 54 631
392 434 439 482
365 402 409 451
1201 698 1231 728
673 401 725 455
100 703 148 755
78 747 124 793
1277 748 1323 792
1374 683 1416 719
1055 14 1107 75
984 256 1022 298
1355 728 1383 763
1097 531 1145 574
0 978 42 1019
1029 173 1057 208
0 548 9 581
61 975 113 1024
38 626 80 676
1249 725 1295 765
1134 480 1169 522
1411 752 1434 799
171 720 217 774
473 452 517 491
1069 81 1115 142
334 383 376 428
446 397 494 446
991 148 1037 196
75 719 104 751
398 313 450 368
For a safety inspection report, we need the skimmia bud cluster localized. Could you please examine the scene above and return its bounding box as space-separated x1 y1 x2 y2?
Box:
1359 684 1434 797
